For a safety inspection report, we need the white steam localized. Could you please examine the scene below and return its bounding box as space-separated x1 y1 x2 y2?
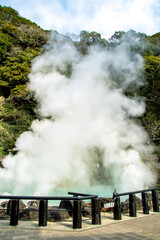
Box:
0 33 156 196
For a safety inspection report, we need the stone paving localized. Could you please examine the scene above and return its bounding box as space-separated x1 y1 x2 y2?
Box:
0 211 159 239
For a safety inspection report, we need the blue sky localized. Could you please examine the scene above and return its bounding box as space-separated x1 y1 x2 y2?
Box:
1 0 160 39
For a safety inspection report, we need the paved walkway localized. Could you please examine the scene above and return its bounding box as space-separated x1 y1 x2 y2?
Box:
0 212 159 239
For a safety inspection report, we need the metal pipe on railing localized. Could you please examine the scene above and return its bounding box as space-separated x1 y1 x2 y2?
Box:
0 194 97 201
78 195 98 200
68 192 98 198
113 187 160 197
0 195 80 200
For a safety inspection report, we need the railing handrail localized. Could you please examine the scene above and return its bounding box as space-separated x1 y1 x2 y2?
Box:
68 191 98 198
0 194 97 201
0 192 101 228
0 189 159 228
113 187 160 197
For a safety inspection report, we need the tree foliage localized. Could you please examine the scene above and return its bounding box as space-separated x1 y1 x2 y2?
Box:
0 5 38 27
0 97 36 157
139 55 160 140
0 5 49 156
109 30 151 55
76 30 108 54
0 47 39 96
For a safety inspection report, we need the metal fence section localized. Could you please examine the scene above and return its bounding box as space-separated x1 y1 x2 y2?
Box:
112 187 160 220
0 192 101 229
68 192 101 226
0 187 159 228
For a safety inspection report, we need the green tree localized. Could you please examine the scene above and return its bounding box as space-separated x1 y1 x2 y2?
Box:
148 32 160 56
76 30 108 54
0 5 49 158
0 47 39 97
0 97 36 157
109 29 150 54
0 5 38 27
139 55 160 141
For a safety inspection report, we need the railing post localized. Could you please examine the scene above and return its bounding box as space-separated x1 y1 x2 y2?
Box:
91 198 101 225
129 194 137 217
152 190 159 212
73 200 82 229
114 197 121 220
142 192 149 214
39 200 48 226
10 199 19 226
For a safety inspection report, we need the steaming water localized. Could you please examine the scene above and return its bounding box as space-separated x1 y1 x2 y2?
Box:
0 33 156 197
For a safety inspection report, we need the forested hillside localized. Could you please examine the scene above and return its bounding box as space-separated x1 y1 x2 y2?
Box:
0 6 49 157
0 5 160 166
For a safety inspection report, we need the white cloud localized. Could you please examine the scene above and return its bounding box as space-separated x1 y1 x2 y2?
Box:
1 0 160 38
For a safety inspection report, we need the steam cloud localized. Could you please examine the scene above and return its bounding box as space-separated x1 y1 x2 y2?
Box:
0 33 156 196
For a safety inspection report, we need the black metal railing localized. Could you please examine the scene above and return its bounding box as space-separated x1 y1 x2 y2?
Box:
112 187 160 220
0 187 159 228
68 192 101 225
0 192 101 229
